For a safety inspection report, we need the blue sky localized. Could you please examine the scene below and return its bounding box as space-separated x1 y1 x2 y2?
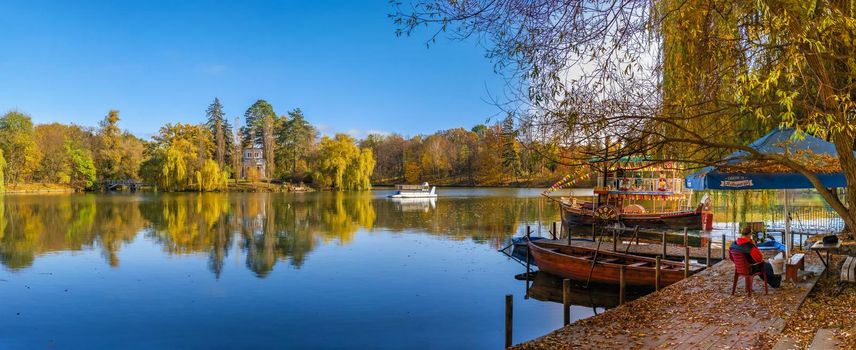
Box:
0 1 507 139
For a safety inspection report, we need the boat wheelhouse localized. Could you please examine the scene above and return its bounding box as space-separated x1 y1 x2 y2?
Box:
558 157 710 230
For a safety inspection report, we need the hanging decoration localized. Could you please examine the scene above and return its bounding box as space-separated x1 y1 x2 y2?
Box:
544 171 593 194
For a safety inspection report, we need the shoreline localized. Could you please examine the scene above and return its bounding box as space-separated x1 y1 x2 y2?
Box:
2 183 555 195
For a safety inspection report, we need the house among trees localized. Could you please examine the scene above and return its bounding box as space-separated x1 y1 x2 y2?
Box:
241 145 266 180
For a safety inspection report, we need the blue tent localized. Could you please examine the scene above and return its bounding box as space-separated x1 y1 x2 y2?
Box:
685 128 846 190
684 128 848 255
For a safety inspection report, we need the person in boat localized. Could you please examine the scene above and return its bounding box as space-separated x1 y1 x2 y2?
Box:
729 227 782 288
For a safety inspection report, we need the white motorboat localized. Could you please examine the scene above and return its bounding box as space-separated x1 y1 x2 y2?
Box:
388 183 437 198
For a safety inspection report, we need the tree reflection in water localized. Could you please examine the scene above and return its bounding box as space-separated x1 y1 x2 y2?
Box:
0 191 561 277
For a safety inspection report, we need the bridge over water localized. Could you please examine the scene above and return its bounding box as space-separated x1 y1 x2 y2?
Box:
102 179 150 191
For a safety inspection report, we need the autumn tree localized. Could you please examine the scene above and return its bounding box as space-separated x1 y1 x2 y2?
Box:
364 124 544 186
32 123 98 187
232 116 242 182
394 0 856 231
35 123 72 183
500 114 521 181
205 97 232 169
0 148 5 192
95 110 144 182
0 111 42 183
95 110 123 180
197 159 228 191
65 140 97 189
344 148 376 191
314 134 374 190
362 133 406 184
140 123 221 191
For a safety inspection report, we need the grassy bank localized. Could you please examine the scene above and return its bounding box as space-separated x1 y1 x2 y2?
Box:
1 181 315 193
5 183 77 193
224 181 314 192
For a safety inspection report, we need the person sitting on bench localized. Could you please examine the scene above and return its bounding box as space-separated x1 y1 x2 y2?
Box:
730 227 782 288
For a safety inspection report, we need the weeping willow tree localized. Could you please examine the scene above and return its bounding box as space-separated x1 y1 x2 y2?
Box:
314 134 375 191
658 0 771 162
395 0 856 234
0 148 5 193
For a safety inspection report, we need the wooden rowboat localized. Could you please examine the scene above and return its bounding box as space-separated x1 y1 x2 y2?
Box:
527 240 705 287
561 203 704 230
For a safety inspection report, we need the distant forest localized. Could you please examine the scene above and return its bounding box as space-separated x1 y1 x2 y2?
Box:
0 101 573 192
362 115 574 186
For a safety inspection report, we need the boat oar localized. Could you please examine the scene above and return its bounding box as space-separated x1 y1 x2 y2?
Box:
541 192 563 205
585 225 606 288
623 226 640 255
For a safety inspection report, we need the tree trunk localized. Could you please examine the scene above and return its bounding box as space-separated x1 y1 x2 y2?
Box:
832 130 856 237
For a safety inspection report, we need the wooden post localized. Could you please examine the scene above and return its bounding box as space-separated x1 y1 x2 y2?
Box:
662 231 667 258
562 279 571 326
613 229 618 252
721 234 727 260
799 232 803 251
525 239 531 295
655 256 661 291
706 236 712 267
683 228 690 278
505 294 513 348
525 225 531 297
619 265 626 305
591 220 596 241
567 225 572 246
551 222 557 240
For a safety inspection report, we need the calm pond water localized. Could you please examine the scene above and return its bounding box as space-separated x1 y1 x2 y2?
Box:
1 188 838 349
0 188 607 349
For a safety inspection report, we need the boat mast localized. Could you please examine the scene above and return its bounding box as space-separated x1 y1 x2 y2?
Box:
600 137 609 207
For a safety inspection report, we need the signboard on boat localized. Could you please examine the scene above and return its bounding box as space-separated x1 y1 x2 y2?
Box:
719 176 754 188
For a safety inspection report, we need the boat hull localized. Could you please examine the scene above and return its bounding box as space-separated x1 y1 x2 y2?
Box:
561 205 703 230
388 194 437 198
527 241 701 286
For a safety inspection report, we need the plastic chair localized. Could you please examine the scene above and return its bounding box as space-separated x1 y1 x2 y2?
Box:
729 249 768 296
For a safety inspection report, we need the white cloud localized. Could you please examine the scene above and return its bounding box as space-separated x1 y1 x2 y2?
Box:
366 129 391 137
314 125 391 139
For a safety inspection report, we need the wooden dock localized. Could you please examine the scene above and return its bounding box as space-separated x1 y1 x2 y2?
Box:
540 237 727 262
512 253 824 349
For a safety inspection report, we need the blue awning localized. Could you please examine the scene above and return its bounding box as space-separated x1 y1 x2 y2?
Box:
685 128 847 190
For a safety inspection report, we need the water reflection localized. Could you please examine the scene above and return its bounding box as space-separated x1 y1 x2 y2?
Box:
0 192 560 277
526 271 649 310
0 195 144 269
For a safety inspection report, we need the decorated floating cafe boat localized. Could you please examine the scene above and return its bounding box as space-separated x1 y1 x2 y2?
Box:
547 157 711 230
527 240 706 286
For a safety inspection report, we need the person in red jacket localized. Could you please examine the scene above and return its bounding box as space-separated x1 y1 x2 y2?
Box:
730 227 782 288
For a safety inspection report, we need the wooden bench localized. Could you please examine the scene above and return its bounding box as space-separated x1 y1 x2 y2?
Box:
841 256 856 283
785 253 805 282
